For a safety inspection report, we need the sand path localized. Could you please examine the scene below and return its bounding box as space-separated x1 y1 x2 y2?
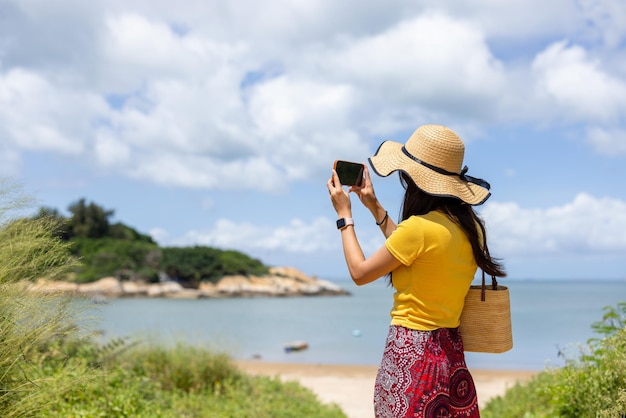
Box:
238 361 538 418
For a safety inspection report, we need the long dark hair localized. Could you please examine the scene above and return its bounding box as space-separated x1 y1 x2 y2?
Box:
398 172 506 278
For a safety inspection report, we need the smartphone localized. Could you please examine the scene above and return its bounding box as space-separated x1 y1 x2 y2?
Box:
333 160 364 187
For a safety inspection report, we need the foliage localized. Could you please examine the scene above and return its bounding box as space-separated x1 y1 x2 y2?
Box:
590 301 626 338
0 286 80 417
37 339 346 418
0 181 344 417
0 217 78 283
30 198 271 284
66 198 114 239
0 183 78 283
0 181 90 417
70 237 161 283
108 221 155 243
482 301 626 418
34 206 71 240
1 290 345 417
161 246 269 284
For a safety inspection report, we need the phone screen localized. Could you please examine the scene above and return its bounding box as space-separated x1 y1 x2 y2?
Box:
334 160 364 186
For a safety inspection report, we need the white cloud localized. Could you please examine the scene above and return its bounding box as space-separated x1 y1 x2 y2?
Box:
148 226 170 244
435 0 626 50
80 12 371 189
94 131 131 166
586 127 626 156
2 0 626 196
333 14 505 95
168 217 339 254
0 69 105 155
482 193 626 257
102 13 248 90
249 77 354 138
579 0 626 48
531 41 626 122
248 76 368 176
261 11 518 137
125 153 285 192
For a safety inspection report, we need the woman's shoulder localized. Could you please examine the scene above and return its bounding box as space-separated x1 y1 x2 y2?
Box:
399 212 457 236
403 211 448 225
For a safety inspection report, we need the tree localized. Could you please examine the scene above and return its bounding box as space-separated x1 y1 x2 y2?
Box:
28 198 270 285
33 205 70 240
160 246 269 285
67 198 114 239
70 238 160 283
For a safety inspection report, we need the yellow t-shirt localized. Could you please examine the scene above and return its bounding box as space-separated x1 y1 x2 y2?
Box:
385 211 477 331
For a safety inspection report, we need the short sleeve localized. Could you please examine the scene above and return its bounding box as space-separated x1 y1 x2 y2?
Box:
385 217 424 266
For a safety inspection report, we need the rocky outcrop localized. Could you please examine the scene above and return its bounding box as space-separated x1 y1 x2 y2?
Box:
200 267 348 297
27 267 350 299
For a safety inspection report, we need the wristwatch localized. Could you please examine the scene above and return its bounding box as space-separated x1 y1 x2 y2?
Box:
336 218 354 230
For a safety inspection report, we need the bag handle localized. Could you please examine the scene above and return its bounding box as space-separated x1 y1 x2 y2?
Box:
480 270 498 301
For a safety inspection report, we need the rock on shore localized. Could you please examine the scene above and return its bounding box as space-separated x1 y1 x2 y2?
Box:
28 267 350 299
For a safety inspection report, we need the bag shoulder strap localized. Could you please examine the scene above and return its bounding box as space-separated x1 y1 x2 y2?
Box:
480 270 499 301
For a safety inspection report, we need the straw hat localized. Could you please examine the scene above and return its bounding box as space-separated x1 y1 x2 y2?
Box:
368 125 491 205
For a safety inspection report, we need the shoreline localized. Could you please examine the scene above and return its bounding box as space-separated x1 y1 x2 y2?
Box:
237 360 539 418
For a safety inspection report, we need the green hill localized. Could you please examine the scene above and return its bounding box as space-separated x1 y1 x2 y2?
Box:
33 198 268 285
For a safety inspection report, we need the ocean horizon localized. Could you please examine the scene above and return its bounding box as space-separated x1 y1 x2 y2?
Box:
83 277 626 371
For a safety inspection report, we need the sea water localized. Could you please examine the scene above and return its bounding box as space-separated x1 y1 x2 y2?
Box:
83 279 626 371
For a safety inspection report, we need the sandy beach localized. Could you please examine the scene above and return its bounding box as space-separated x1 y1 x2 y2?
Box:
238 360 538 418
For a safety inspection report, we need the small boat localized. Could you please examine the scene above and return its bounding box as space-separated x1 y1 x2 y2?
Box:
91 294 109 304
283 340 309 353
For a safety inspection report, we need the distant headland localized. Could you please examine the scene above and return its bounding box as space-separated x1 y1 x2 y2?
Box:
19 199 350 299
28 266 350 299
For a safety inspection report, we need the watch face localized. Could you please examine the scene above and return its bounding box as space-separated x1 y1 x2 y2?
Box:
336 218 346 229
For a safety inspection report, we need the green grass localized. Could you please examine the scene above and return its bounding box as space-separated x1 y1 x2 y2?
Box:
34 338 346 417
0 181 346 417
0 288 346 417
482 302 626 418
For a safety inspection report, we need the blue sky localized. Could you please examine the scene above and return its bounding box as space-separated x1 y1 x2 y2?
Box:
1 0 625 281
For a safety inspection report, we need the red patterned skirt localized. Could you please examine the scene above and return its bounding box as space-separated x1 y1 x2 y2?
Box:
373 325 480 417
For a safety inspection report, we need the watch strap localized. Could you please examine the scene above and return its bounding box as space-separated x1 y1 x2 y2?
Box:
336 218 354 230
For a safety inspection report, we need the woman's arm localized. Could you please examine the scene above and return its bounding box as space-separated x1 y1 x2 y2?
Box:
367 201 397 239
351 166 397 238
328 169 401 285
339 225 401 285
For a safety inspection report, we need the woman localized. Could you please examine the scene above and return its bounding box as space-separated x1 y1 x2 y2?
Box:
327 125 505 417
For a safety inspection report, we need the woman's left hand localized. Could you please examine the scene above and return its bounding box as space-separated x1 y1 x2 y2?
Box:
351 166 379 212
327 170 352 218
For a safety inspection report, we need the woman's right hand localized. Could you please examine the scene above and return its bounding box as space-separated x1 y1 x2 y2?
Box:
351 166 379 211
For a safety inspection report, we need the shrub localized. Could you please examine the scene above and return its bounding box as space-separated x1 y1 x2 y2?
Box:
0 184 77 283
0 181 344 417
482 302 626 417
160 246 269 284
0 181 89 417
70 237 161 282
37 340 347 418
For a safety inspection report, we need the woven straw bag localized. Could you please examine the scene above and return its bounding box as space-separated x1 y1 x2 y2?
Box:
459 271 513 353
